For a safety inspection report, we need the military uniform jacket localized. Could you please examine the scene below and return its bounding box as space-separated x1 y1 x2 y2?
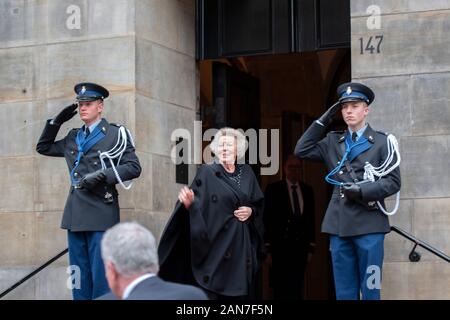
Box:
295 122 401 237
36 118 141 232
158 164 265 297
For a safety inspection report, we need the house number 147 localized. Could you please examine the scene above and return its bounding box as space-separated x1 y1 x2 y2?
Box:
359 35 383 54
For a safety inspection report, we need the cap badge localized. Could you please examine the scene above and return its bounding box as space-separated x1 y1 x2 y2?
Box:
81 86 86 94
346 86 352 95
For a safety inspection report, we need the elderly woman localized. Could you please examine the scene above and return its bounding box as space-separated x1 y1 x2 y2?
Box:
158 128 265 299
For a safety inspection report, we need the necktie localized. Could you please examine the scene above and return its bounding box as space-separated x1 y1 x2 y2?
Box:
85 127 90 137
352 131 358 142
291 185 302 216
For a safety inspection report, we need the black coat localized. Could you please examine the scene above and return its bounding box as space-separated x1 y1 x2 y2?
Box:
264 180 315 252
295 122 401 237
158 164 265 297
36 118 141 232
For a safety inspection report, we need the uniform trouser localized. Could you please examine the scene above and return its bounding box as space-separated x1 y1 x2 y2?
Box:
67 231 109 300
329 233 385 300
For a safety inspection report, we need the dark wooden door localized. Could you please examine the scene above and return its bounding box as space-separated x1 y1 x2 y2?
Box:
211 62 261 180
282 111 335 300
212 62 260 131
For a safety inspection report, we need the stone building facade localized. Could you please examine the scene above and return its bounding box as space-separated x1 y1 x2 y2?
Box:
351 1 450 299
0 0 448 299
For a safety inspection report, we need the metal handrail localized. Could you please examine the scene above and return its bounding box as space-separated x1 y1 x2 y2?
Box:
391 226 450 263
1 225 448 299
0 248 68 299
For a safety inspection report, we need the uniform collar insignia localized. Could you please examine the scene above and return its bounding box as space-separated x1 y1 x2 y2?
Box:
362 124 375 143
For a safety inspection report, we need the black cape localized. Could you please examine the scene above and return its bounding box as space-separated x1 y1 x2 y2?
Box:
158 164 265 297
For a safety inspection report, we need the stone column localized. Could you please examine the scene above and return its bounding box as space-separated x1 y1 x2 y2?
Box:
351 0 450 299
134 0 198 241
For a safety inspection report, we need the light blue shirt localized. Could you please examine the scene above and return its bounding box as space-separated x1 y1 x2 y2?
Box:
86 119 101 135
348 124 368 142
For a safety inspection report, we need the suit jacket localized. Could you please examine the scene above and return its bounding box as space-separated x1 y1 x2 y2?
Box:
36 118 141 231
96 276 208 300
158 164 265 297
295 122 401 237
264 180 315 253
127 276 208 300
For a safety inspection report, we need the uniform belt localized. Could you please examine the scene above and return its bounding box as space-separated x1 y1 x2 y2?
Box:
333 185 378 208
71 184 114 204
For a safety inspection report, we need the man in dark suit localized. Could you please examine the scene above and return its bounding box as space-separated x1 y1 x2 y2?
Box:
264 155 315 300
100 221 208 300
36 82 142 300
295 82 401 300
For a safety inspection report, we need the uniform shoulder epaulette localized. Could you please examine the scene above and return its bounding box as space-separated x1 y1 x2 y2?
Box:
376 130 389 136
329 130 345 134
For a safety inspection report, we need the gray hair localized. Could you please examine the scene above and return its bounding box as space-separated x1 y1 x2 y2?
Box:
209 127 248 159
101 221 159 277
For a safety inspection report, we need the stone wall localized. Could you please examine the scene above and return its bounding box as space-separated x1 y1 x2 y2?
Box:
0 0 197 299
351 0 450 299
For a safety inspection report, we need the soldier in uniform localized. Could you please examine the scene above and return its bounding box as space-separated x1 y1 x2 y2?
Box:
295 82 401 300
36 82 142 300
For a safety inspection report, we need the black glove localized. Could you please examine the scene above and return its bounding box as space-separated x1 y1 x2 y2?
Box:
52 104 78 126
80 170 106 190
317 102 341 127
343 182 361 200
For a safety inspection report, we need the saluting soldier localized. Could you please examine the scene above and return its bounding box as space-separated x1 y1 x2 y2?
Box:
36 83 142 300
295 82 401 300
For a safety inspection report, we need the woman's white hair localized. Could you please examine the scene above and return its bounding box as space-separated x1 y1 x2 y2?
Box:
209 127 248 160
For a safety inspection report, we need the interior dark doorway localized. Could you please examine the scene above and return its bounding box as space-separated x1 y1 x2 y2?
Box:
199 49 351 299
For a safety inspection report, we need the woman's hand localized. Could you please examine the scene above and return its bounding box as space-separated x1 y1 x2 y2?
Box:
178 186 195 210
234 206 252 222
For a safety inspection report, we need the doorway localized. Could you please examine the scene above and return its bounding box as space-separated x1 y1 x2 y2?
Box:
199 49 351 299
